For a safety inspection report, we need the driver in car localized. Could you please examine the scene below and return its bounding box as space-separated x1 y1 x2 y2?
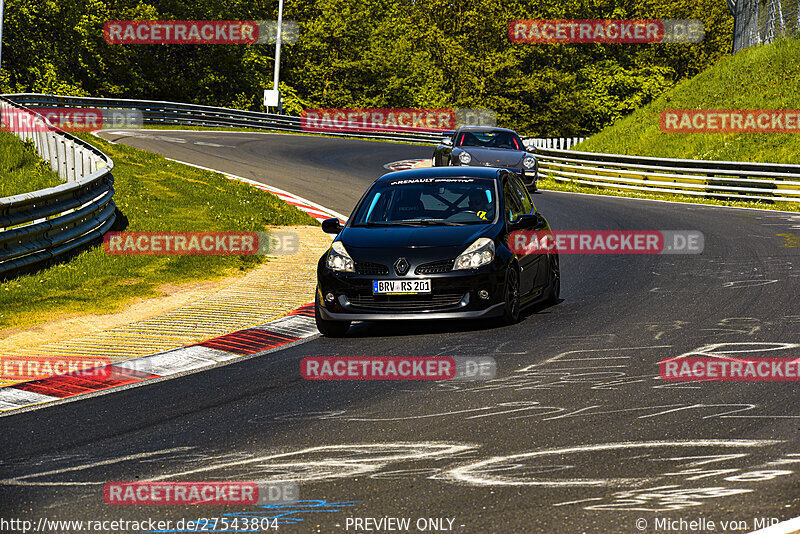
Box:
467 189 492 221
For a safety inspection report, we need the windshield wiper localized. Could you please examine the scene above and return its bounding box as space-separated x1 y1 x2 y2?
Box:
356 221 421 227
356 220 468 227
400 219 467 226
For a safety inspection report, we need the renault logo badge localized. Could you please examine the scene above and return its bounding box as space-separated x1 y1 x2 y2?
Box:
394 257 409 275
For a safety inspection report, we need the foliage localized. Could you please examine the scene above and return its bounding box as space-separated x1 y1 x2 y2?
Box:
0 0 734 135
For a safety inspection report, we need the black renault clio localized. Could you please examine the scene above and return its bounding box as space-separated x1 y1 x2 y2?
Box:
315 167 560 336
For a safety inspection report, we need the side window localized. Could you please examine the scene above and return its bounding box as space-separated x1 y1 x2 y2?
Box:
503 180 524 223
508 173 533 214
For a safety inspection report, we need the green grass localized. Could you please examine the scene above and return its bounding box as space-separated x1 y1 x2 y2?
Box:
0 131 62 197
577 37 800 163
0 134 318 330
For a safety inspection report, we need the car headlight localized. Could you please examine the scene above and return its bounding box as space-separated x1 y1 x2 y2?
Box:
454 238 495 270
459 151 472 164
327 241 355 272
523 156 537 169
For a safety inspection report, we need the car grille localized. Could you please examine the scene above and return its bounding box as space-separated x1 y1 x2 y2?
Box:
415 259 454 275
347 291 466 311
355 261 389 275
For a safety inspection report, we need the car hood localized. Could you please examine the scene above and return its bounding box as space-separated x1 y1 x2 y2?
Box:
341 225 491 250
458 147 526 167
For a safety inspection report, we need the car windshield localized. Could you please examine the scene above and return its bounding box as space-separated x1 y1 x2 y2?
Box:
456 130 523 150
351 178 497 226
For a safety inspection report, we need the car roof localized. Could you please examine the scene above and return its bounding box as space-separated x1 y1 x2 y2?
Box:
376 167 504 182
455 126 519 135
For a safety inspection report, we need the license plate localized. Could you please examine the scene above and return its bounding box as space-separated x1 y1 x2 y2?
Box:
373 279 431 295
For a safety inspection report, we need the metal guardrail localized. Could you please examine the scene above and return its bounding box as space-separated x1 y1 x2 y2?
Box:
0 96 116 277
3 93 446 144
535 147 800 204
5 93 799 205
526 137 587 150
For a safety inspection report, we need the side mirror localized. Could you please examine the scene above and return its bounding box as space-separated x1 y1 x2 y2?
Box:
512 214 537 228
511 213 545 229
321 217 343 234
441 138 453 146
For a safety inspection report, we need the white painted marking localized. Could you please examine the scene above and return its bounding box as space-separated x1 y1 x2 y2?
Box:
668 342 799 361
640 404 758 419
0 389 61 411
194 141 232 148
253 315 318 338
722 279 779 288
516 346 672 372
148 443 475 483
368 468 441 479
438 440 782 487
585 484 753 512
343 402 545 422
0 447 192 486
553 497 603 507
115 345 238 376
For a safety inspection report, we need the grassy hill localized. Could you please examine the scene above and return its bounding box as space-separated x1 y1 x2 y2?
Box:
577 37 800 164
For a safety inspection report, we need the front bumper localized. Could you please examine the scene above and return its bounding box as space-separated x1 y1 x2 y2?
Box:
454 161 537 186
317 301 506 321
317 259 508 321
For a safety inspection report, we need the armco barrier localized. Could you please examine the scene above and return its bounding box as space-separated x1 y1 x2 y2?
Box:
0 96 116 277
3 93 445 144
525 137 587 150
534 147 800 204
5 94 800 205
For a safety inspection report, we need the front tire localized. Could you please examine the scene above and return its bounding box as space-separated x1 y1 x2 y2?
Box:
315 293 350 337
545 254 560 305
523 173 539 191
502 265 521 325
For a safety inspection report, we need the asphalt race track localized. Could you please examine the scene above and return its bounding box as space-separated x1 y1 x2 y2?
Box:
1 130 799 533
